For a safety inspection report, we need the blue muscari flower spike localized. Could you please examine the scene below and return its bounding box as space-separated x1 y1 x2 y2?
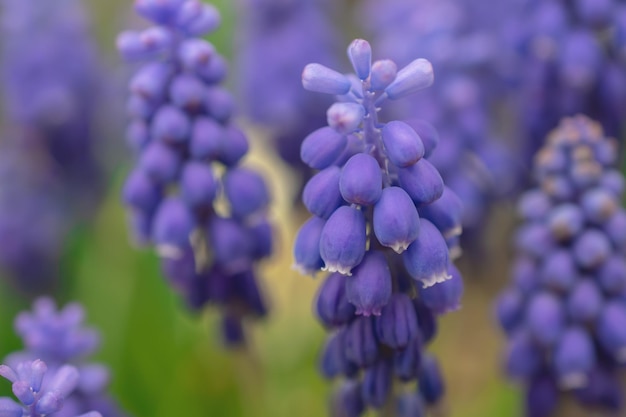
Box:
297 38 464 417
118 0 273 346
1 298 126 417
496 115 626 415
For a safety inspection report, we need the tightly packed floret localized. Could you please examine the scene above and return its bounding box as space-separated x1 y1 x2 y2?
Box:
0 298 125 417
117 0 272 345
496 115 626 416
294 39 464 416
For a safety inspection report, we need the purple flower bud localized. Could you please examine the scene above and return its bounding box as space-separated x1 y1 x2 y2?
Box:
208 216 251 273
375 294 419 348
177 2 220 36
127 94 158 119
418 263 463 315
303 167 344 219
599 257 626 299
170 74 206 111
47 364 79 397
231 269 267 317
361 360 392 409
249 220 273 260
597 302 626 363
190 117 223 160
385 59 434 100
122 169 161 212
373 186 420 253
418 187 463 240
223 168 270 220
515 224 555 259
526 292 564 347
128 209 153 246
340 154 382 206
12 381 34 405
196 54 228 84
347 39 371 80
496 289 524 335
178 38 215 70
547 204 584 241
135 0 185 24
518 190 552 221
0 398 22 417
302 63 352 95
320 330 358 379
180 162 217 209
605 210 626 249
327 103 365 135
574 367 622 411
572 229 611 269
600 170 625 196
403 219 450 287
506 331 542 380
554 327 595 389
526 375 558 417
567 279 603 323
151 105 190 143
414 299 438 344
346 251 392 316
397 393 424 417
345 316 379 367
316 272 356 327
419 355 444 405
35 391 63 415
370 59 397 91
117 31 150 60
331 381 364 417
540 250 577 292
301 127 347 170
130 62 172 101
126 120 150 151
293 216 326 275
397 159 444 206
139 26 174 56
218 125 249 167
405 119 438 158
205 87 234 123
381 121 425 168
512 257 539 295
394 337 422 381
581 188 618 223
152 198 194 257
138 142 181 184
320 206 367 275
221 314 245 346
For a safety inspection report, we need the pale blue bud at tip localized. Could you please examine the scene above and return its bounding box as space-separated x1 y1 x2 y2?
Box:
385 59 434 100
0 365 18 383
373 186 419 253
320 206 367 275
347 39 372 80
403 219 450 287
370 60 398 91
48 364 79 397
327 102 365 135
381 121 425 168
35 391 62 415
346 250 392 316
302 63 352 95
340 153 383 206
300 127 347 170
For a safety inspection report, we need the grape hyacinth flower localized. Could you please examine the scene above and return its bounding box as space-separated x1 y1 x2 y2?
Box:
117 0 273 346
295 39 464 416
0 0 105 290
496 115 626 416
1 298 126 417
234 0 340 183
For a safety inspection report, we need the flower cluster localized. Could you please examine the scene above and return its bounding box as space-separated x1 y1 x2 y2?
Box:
358 0 518 243
294 39 464 416
234 0 340 192
502 0 626 164
117 0 272 345
0 298 126 417
496 115 626 415
0 0 104 290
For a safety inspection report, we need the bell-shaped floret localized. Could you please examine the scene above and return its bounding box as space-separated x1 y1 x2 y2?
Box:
362 360 392 409
418 187 462 239
518 190 552 221
320 330 358 379
340 153 383 206
316 272 356 327
540 250 578 292
218 125 249 167
152 198 194 258
381 121 425 168
505 331 542 380
303 166 344 219
554 327 595 389
375 294 419 349
495 288 524 335
418 263 463 315
572 229 611 269
293 216 326 275
346 251 392 316
567 279 603 323
344 316 379 367
138 142 182 184
385 59 434 100
394 337 422 381
223 168 270 220
418 355 445 405
190 117 223 160
597 302 626 363
302 63 352 95
397 159 444 206
122 169 161 212
320 206 367 275
403 219 450 287
526 292 565 347
208 216 252 273
373 187 420 253
300 127 347 170
547 203 584 241
180 162 217 209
